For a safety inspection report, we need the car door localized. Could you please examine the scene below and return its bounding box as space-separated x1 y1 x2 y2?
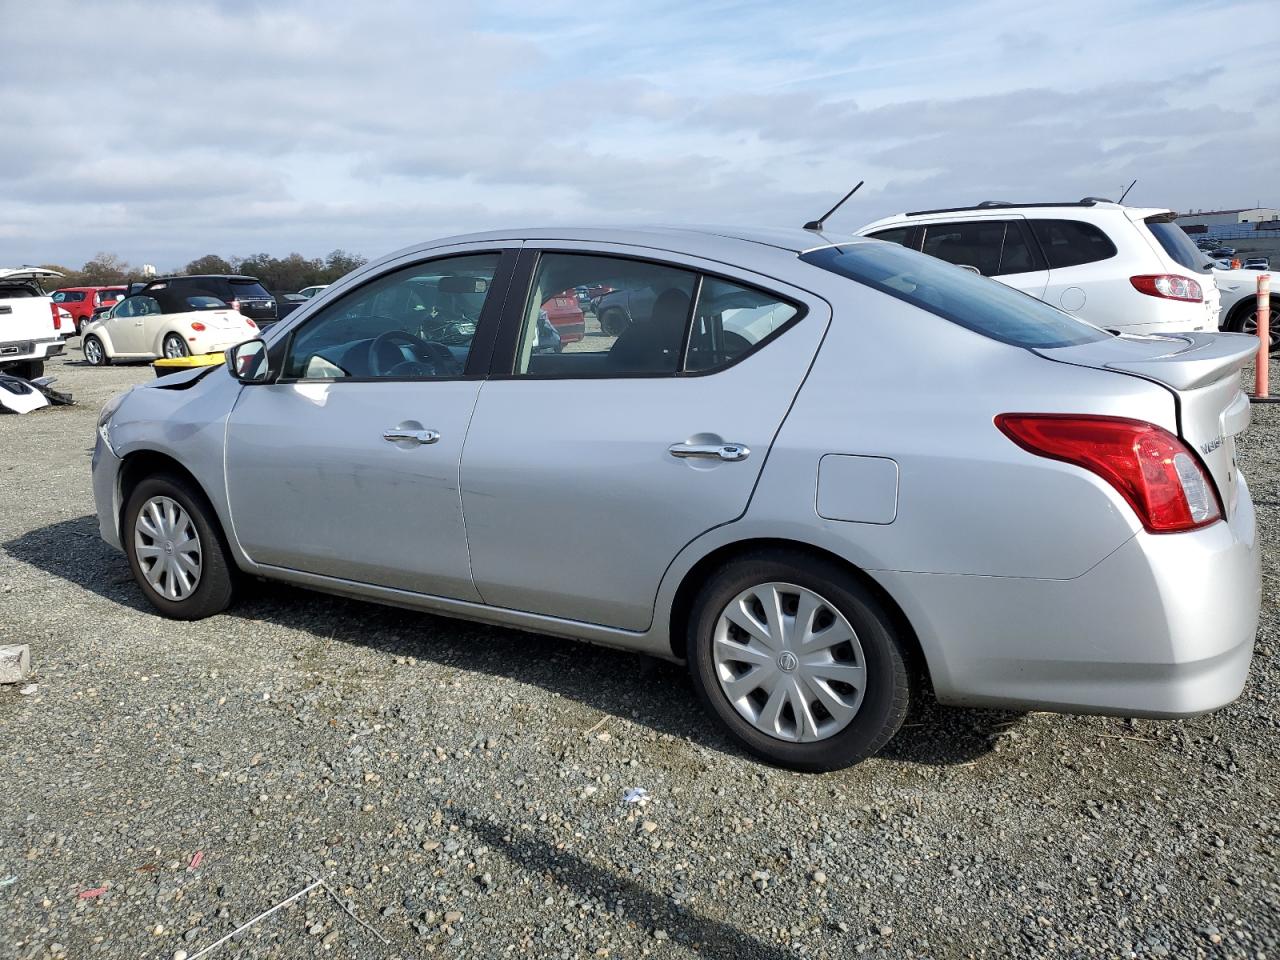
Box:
223 245 517 599
919 218 1050 299
459 245 830 631
106 296 156 355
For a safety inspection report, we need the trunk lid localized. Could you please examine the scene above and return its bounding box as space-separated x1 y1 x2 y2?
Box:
1037 331 1258 518
0 269 62 343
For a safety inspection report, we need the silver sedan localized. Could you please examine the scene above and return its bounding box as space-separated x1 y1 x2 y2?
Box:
91 227 1262 770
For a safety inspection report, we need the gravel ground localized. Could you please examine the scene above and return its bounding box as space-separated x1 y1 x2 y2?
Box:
1 346 1277 960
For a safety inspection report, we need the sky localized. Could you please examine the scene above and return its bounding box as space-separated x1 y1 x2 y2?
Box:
3 0 1278 270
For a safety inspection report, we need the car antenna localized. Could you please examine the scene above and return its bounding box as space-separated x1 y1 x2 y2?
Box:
1117 178 1137 205
803 181 864 232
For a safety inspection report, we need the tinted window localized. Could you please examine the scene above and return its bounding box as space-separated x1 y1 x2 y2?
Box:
53 291 86 303
685 278 798 372
229 278 272 299
1144 218 1211 274
800 242 1110 349
185 296 227 310
921 221 1005 276
867 227 912 247
283 254 499 380
1029 219 1117 269
114 296 160 318
514 254 697 376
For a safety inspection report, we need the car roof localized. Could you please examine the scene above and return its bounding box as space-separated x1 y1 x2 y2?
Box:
380 225 874 264
858 201 1175 234
147 274 260 283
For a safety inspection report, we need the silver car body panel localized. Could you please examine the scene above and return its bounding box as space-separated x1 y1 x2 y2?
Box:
91 225 1262 720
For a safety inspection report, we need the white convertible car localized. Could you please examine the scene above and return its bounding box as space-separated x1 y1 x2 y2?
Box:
81 286 261 365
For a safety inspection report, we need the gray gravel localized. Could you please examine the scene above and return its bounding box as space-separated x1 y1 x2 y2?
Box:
1 346 1277 959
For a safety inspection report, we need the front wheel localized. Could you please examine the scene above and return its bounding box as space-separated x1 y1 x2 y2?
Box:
82 336 110 366
163 333 191 359
123 473 236 620
687 551 912 771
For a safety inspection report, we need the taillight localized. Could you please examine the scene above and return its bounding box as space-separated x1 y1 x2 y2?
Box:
995 414 1221 533
190 321 207 332
49 302 61 331
1129 274 1202 302
245 318 258 329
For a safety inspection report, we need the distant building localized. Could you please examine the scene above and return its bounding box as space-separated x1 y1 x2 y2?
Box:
1176 207 1280 228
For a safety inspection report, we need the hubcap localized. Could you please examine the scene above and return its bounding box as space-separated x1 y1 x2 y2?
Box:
164 337 187 359
712 582 867 743
85 340 101 363
133 496 202 600
1242 311 1280 351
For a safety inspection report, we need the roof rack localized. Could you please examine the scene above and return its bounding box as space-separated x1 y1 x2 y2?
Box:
903 199 1107 217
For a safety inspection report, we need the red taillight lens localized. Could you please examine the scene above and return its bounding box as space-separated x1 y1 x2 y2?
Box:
1129 274 1203 302
245 318 257 329
995 414 1221 533
49 302 61 330
190 321 207 332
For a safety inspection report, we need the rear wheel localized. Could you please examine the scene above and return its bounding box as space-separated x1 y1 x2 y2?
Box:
163 334 191 359
123 473 236 620
1233 303 1279 354
83 336 109 366
687 551 912 771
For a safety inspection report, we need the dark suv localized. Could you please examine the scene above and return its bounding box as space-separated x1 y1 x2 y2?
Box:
140 275 278 331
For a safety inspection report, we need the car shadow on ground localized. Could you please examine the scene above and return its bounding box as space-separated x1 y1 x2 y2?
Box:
6 515 1023 769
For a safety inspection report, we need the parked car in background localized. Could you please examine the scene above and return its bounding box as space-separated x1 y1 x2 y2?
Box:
0 267 66 379
139 275 278 332
92 226 1259 771
52 285 127 334
55 306 75 339
1243 257 1270 271
1215 267 1278 352
857 199 1220 335
1210 246 1236 258
81 287 259 365
296 284 328 300
539 289 585 344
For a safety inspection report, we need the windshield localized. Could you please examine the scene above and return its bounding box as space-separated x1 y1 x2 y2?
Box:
800 242 1110 349
1145 217 1211 274
185 295 227 310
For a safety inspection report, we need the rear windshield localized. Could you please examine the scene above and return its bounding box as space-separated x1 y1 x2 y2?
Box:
186 296 227 310
800 242 1110 349
0 282 43 299
229 279 271 299
1145 217 1211 274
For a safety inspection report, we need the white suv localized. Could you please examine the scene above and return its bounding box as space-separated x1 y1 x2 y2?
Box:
0 267 66 379
856 200 1220 336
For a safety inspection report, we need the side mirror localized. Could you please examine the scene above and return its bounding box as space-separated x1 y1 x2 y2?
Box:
226 338 272 383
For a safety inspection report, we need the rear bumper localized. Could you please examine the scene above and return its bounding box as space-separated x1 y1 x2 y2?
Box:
0 337 64 364
874 473 1260 717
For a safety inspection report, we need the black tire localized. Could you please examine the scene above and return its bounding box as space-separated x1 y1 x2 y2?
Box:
687 550 913 772
599 308 629 338
122 472 237 620
163 333 190 358
83 335 110 366
9 359 44 380
1226 300 1279 354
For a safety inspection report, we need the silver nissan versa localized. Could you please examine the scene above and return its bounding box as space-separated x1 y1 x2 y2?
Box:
91 227 1262 771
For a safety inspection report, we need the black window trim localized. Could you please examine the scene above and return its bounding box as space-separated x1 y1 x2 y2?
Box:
265 247 518 386
487 247 808 382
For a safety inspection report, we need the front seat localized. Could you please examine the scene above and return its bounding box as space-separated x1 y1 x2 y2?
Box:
608 288 691 372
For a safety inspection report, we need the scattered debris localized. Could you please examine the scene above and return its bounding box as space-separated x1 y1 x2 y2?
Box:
185 877 322 960
0 876 16 888
0 373 74 414
78 887 108 900
189 851 204 870
0 644 30 684
297 867 390 946
622 787 649 805
18 683 37 696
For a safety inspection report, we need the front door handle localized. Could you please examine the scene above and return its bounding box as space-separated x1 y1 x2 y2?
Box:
383 428 440 445
668 442 750 462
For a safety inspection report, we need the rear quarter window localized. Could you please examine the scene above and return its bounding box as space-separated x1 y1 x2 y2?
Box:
1029 219 1117 269
1144 217 1212 274
800 241 1110 349
230 279 272 299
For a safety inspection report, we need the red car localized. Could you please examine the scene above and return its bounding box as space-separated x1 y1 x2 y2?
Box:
541 289 584 344
51 286 127 334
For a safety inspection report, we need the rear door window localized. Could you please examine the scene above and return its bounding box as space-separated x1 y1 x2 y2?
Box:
866 226 913 247
1029 219 1118 269
920 220 1007 277
800 242 1110 349
684 278 799 373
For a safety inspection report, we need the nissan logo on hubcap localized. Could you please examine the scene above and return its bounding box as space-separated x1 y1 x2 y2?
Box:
777 651 798 673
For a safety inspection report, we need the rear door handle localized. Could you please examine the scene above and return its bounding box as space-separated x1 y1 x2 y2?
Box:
383 428 440 445
668 442 750 462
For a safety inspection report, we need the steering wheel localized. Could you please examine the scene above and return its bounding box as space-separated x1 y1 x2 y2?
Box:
367 330 460 378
